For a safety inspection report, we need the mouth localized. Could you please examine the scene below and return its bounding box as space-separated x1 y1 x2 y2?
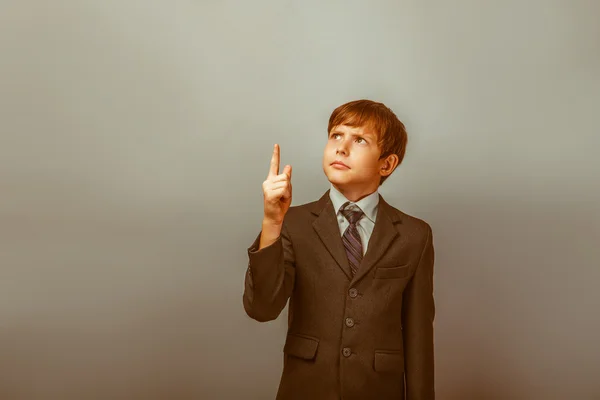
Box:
330 161 350 169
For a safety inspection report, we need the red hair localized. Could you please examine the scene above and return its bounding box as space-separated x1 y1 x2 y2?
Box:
328 99 408 184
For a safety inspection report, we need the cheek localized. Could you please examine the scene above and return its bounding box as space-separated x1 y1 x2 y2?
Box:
364 156 382 173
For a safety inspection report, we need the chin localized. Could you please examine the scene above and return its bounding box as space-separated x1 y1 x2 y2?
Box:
324 170 353 186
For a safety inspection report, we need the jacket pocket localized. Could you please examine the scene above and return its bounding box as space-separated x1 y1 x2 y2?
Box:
374 264 410 279
283 333 319 360
373 350 404 372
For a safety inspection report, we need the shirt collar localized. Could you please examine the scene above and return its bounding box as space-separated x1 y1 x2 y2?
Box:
329 183 379 223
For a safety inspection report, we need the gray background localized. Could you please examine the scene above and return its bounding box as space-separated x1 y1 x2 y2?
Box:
1 0 599 399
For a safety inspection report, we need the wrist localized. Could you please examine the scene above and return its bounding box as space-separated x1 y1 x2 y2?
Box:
262 218 283 229
259 219 283 250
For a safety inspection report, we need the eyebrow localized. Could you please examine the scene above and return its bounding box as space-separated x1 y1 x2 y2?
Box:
331 130 374 139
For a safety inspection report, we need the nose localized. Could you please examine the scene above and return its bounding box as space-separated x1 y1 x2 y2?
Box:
336 139 348 155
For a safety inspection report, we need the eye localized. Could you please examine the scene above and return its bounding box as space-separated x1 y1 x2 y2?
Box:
356 137 366 144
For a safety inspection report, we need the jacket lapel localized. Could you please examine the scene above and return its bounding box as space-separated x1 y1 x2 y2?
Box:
311 190 354 280
351 195 400 284
310 190 402 282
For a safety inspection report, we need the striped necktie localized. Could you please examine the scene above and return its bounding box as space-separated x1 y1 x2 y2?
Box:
340 201 365 276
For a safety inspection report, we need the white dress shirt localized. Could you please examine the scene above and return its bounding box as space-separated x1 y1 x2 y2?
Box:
328 183 379 255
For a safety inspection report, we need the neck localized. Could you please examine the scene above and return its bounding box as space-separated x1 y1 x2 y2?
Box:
332 183 378 202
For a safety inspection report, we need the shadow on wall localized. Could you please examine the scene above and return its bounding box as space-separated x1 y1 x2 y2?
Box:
402 193 600 400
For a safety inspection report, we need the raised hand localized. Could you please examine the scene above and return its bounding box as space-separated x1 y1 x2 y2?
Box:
262 144 292 225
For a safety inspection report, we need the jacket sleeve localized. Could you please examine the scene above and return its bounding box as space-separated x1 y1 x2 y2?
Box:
402 224 436 399
242 221 296 322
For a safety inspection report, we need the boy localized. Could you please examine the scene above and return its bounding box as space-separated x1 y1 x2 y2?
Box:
243 100 435 399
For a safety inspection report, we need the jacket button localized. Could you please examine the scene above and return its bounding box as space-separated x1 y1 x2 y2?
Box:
345 317 355 327
348 288 358 298
342 347 351 357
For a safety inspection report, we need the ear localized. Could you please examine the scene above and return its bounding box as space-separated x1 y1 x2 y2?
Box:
379 154 399 177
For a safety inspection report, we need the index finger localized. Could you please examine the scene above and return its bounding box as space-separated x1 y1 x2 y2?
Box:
269 144 280 177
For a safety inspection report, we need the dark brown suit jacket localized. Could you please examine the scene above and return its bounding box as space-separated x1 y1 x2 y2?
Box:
243 190 435 399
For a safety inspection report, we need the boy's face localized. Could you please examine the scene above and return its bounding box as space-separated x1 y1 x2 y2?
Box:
322 124 388 198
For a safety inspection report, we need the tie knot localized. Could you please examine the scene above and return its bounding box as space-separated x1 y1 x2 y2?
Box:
341 201 364 225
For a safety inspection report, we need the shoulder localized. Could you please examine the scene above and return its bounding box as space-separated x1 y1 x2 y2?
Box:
381 198 433 242
283 198 320 223
283 190 331 220
278 194 330 235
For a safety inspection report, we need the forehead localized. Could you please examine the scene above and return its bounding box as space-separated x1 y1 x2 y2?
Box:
331 124 377 138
